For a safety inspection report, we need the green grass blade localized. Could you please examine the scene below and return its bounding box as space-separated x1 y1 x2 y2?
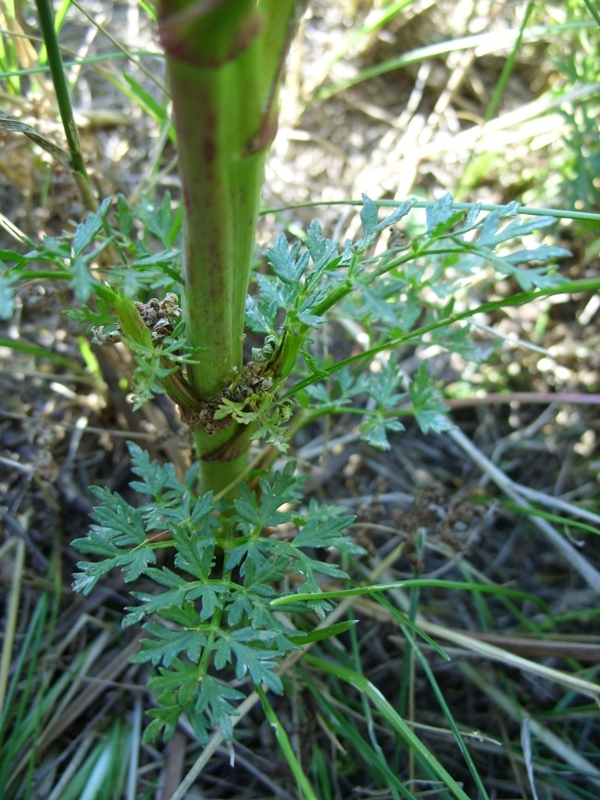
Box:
99 69 174 143
261 198 600 225
0 591 49 796
397 533 423 720
318 0 415 77
121 72 169 123
501 501 600 536
38 0 71 66
346 616 401 799
310 744 333 800
405 627 491 800
0 539 25 726
256 685 319 800
0 50 164 81
315 21 595 101
304 655 471 800
582 0 600 26
0 0 21 94
289 619 358 645
302 674 420 799
138 0 156 22
271 578 549 613
34 0 97 210
0 337 90 376
484 2 535 123
69 0 165 92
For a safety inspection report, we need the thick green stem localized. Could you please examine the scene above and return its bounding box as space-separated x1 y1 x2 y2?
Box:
157 0 307 492
192 425 256 494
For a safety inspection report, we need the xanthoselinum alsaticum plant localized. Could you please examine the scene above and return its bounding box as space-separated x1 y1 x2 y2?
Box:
72 449 361 743
63 190 575 744
0 176 578 748
2 0 597 779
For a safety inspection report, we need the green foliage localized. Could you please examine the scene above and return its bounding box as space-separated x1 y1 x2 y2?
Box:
557 17 600 214
1 193 182 320
9 190 577 745
248 197 414 339
255 194 571 446
6 186 576 746
410 362 455 435
72 443 361 744
66 179 574 747
123 321 199 410
2 192 571 433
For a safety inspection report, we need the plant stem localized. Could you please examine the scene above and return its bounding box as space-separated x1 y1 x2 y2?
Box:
34 0 97 212
157 0 308 491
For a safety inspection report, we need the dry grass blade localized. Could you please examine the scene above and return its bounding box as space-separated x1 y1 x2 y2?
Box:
0 110 72 169
448 427 600 589
37 634 141 752
415 622 600 700
462 662 600 788
68 0 166 93
439 630 600 663
0 538 25 718
419 82 600 161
